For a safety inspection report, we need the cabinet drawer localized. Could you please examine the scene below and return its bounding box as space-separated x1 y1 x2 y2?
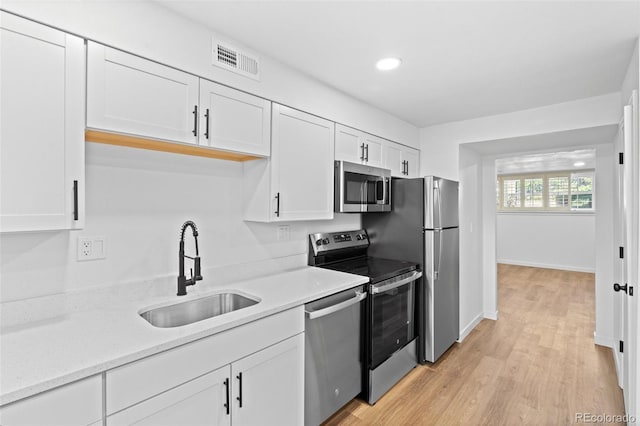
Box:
0 375 102 426
106 306 303 414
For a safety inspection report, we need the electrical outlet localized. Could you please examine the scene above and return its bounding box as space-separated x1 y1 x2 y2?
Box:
78 236 106 261
277 225 290 241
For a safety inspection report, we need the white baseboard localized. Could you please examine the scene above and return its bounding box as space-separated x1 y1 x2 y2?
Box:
593 331 614 348
458 313 483 342
497 259 595 273
484 310 499 320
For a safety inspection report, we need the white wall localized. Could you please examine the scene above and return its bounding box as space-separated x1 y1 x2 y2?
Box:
497 213 596 273
1 1 418 148
420 93 620 180
0 144 361 302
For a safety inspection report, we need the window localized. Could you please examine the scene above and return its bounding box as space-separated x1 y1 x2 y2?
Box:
497 170 594 212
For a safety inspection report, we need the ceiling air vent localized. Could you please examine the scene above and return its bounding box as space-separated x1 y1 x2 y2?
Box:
213 39 260 81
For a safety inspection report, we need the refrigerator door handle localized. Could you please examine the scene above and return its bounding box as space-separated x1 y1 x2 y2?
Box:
434 229 442 280
434 180 442 229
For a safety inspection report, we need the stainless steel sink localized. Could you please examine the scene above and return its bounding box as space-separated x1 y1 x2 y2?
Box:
140 292 260 328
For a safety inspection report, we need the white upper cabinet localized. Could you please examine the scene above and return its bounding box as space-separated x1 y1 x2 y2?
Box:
87 42 199 144
335 124 384 168
0 12 85 232
244 104 334 222
198 80 271 156
385 140 420 178
87 42 271 157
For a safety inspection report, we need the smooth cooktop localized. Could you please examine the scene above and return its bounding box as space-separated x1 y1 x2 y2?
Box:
318 256 417 284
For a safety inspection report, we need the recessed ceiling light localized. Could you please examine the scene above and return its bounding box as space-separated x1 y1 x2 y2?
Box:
573 161 585 167
376 57 402 71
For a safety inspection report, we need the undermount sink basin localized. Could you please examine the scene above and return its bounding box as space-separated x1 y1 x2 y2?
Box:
140 292 260 328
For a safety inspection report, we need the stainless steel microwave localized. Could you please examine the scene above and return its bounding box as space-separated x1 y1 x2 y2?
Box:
334 161 391 213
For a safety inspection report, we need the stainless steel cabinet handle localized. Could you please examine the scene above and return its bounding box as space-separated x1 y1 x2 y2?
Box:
371 271 423 294
365 144 369 161
305 291 367 319
360 143 365 161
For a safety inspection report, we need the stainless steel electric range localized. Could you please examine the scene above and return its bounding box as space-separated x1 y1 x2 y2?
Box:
308 229 422 405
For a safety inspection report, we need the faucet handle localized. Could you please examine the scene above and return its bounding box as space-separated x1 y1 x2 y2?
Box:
194 257 203 281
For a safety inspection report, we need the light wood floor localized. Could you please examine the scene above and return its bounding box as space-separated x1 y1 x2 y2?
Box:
324 264 625 425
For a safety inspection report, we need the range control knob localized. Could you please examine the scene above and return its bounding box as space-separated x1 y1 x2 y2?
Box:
356 234 362 240
316 239 323 246
322 238 330 244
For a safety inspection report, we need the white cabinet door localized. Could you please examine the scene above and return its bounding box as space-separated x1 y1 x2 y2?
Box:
335 124 366 163
385 142 404 177
0 375 102 426
269 104 334 221
362 133 384 168
232 333 304 426
0 12 85 232
404 147 420 178
198 80 271 156
335 124 384 167
107 367 231 426
87 42 199 144
385 141 420 178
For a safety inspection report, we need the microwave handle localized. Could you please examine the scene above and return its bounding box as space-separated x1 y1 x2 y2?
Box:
382 177 389 204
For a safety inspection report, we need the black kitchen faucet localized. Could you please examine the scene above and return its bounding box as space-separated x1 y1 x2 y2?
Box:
177 220 203 296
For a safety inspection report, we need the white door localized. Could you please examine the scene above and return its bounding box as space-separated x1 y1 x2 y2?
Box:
107 366 231 426
0 12 85 232
271 104 334 221
198 80 271 156
231 333 304 426
622 92 640 422
613 118 626 388
86 42 199 144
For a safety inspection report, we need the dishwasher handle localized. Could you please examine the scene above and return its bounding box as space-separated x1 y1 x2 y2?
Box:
305 291 367 320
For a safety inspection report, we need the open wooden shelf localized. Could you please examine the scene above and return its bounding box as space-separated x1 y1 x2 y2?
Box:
85 129 263 162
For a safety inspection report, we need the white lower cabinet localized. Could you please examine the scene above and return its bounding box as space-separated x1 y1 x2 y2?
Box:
105 306 304 426
107 367 231 426
0 375 102 426
232 334 304 426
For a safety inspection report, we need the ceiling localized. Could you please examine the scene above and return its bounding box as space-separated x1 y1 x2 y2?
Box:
495 149 596 174
156 1 639 128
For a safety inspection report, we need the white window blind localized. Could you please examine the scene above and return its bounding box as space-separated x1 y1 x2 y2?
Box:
497 170 594 212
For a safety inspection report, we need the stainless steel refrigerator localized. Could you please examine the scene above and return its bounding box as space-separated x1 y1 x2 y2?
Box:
363 176 459 363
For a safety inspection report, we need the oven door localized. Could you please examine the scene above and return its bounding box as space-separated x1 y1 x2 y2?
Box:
368 270 422 368
335 161 391 213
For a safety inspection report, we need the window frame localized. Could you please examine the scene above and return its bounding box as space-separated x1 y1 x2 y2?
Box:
496 169 595 213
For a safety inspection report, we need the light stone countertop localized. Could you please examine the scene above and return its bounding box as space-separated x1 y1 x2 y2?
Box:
0 266 368 406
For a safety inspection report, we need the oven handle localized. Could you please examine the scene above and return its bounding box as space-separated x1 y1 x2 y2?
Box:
371 271 423 294
305 291 367 319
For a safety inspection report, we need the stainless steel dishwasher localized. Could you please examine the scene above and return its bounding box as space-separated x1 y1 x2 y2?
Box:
304 285 367 426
